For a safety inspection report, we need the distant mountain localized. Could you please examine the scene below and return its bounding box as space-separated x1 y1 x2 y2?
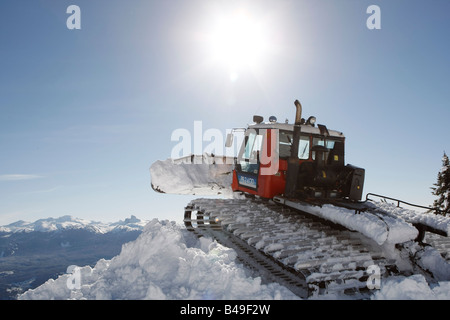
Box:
0 215 147 234
0 215 148 300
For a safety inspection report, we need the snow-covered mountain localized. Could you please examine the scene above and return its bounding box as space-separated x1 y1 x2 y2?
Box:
0 215 147 300
0 215 146 234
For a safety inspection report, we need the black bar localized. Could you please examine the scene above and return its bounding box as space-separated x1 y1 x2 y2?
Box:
365 193 438 213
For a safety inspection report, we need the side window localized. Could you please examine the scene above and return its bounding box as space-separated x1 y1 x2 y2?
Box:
313 137 324 147
326 140 335 149
279 130 292 158
298 136 310 159
313 137 336 149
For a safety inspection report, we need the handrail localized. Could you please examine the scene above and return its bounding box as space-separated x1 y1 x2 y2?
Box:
365 192 442 214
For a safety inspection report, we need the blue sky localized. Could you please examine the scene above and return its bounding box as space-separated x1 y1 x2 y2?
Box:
0 0 449 225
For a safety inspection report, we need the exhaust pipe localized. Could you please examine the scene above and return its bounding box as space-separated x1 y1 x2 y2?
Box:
294 100 302 125
285 100 303 197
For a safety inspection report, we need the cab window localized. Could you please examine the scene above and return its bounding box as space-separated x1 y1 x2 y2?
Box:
312 137 339 161
279 130 310 160
298 136 310 160
279 130 292 158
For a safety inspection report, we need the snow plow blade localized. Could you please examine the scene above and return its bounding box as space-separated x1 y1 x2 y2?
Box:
150 154 234 196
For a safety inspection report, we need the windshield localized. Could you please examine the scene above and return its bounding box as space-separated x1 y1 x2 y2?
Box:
239 130 262 174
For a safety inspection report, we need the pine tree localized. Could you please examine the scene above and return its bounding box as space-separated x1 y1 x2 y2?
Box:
430 152 450 216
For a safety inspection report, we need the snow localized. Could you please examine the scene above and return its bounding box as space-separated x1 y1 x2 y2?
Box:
371 275 450 300
19 219 298 300
280 200 419 246
400 241 450 281
374 202 450 236
17 218 450 300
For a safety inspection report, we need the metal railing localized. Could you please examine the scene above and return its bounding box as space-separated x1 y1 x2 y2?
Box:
365 192 441 214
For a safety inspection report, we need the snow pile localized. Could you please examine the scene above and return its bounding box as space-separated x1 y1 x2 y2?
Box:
400 241 450 281
19 219 298 300
372 275 450 300
0 215 147 234
417 246 450 281
150 155 233 196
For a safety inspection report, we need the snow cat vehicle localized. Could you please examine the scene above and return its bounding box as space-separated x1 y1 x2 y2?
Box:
151 99 450 298
229 99 364 205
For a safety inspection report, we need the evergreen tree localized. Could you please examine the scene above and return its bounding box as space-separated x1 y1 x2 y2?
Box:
430 152 450 216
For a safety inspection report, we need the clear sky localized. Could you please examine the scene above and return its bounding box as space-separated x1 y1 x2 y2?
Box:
1 0 449 225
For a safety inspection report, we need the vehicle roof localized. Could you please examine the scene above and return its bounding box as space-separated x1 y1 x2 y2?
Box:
248 122 345 138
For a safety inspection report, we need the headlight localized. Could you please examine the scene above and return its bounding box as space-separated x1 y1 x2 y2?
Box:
306 116 316 126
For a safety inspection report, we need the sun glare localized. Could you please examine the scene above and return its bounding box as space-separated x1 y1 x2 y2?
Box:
208 10 268 78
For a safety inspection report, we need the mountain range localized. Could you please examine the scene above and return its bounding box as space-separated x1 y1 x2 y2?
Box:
0 215 147 299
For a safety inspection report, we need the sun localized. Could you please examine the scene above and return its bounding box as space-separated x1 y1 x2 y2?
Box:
207 10 268 78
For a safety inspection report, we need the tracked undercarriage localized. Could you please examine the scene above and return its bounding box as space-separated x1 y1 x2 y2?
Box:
184 197 399 298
